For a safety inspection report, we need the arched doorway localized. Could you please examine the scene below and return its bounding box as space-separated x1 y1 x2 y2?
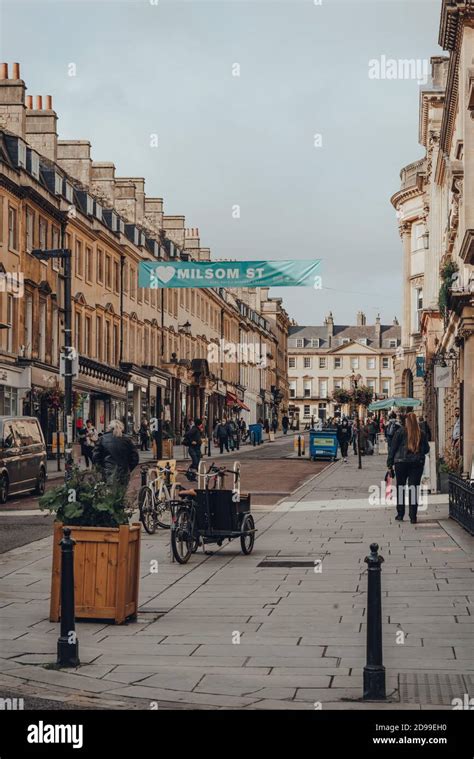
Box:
402 368 414 398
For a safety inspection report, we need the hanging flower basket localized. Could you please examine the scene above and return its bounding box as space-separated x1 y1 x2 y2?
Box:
40 385 65 410
331 388 352 405
353 385 374 407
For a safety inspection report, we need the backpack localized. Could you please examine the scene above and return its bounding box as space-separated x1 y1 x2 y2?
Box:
386 420 398 438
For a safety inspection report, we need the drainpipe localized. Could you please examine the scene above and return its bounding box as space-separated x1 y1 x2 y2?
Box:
119 254 124 363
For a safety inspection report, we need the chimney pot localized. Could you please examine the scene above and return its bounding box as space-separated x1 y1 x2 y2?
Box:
26 95 33 109
0 63 8 79
12 62 20 79
45 95 52 110
36 95 43 110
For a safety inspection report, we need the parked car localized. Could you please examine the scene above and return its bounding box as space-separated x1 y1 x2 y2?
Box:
0 416 47 503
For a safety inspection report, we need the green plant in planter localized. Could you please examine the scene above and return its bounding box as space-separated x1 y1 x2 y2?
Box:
438 446 462 475
39 467 132 527
438 259 459 320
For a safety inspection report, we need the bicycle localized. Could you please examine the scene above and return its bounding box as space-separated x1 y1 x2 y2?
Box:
138 462 176 533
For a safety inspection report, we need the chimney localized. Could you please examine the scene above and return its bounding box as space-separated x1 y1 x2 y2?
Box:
375 313 381 346
184 227 201 258
25 93 58 161
0 62 26 138
163 215 185 248
114 178 145 224
90 162 116 207
199 247 211 261
57 140 91 186
325 311 334 347
356 310 366 326
144 197 164 235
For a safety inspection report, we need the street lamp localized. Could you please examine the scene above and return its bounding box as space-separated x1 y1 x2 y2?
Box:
32 246 73 479
351 371 363 470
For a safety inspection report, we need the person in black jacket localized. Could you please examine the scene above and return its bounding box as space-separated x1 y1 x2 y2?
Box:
387 412 429 523
336 418 351 462
184 418 203 471
92 420 139 486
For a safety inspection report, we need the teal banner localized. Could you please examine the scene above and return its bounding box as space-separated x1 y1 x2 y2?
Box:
139 259 321 289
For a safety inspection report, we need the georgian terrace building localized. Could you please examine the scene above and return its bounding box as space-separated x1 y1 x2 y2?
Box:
288 312 400 424
0 63 286 451
391 5 474 473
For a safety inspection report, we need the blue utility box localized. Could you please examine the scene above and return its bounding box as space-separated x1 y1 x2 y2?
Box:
248 423 263 445
309 429 338 461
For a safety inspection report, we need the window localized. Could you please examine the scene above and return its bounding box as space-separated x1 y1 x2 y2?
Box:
6 295 13 352
123 262 128 294
0 389 18 417
296 338 304 348
113 324 119 365
382 357 390 369
289 357 296 369
85 246 93 282
318 379 328 398
113 261 120 294
319 357 326 368
367 357 376 370
51 227 60 271
96 316 103 361
334 357 342 369
75 312 82 354
382 379 390 395
97 248 104 283
311 338 319 348
303 380 312 398
334 378 343 390
350 357 359 369
412 222 425 251
289 381 296 399
26 207 34 252
304 357 312 369
75 239 83 277
51 304 58 365
24 294 33 358
105 255 112 289
367 378 376 391
130 267 136 299
416 287 423 331
8 206 18 250
84 316 91 357
303 404 310 418
105 321 111 364
39 300 46 361
39 216 47 250
389 339 397 348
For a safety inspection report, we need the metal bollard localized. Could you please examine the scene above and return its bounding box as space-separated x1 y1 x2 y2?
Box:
57 527 80 667
298 435 302 457
363 543 386 699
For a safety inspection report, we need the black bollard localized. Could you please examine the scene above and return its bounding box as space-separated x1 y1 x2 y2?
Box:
57 527 80 667
363 542 385 699
297 435 301 457
141 466 148 487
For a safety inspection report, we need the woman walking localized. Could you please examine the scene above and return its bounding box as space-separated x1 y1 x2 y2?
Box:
387 412 430 524
336 418 351 462
92 420 139 486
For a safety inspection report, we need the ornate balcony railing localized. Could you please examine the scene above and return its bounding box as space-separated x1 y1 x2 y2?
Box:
449 474 474 535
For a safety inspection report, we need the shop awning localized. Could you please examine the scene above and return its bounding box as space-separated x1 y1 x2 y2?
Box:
226 392 250 412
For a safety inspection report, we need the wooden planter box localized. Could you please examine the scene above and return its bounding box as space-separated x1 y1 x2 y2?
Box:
163 439 174 459
50 522 141 624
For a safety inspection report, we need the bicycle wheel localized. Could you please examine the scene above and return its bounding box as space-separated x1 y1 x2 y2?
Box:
155 483 172 529
139 486 157 534
240 513 255 555
171 506 194 564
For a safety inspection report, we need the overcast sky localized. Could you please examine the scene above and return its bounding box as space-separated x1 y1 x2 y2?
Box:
1 0 441 326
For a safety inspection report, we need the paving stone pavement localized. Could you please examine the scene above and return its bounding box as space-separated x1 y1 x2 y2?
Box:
0 452 472 710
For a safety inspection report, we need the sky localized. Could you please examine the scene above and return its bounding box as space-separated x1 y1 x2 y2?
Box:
0 0 442 326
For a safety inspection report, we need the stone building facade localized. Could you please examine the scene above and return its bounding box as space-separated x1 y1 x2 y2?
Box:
0 63 288 452
391 5 474 475
288 312 400 424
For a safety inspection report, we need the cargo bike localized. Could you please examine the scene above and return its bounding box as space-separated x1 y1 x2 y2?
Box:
170 461 256 564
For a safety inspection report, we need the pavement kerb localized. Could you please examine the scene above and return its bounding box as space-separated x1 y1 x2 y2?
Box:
269 459 341 511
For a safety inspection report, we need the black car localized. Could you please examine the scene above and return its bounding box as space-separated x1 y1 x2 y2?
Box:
0 416 47 503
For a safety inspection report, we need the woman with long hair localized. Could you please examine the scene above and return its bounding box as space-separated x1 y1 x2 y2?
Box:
387 412 430 523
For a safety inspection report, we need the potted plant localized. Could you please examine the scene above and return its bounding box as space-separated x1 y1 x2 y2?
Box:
438 447 462 493
40 467 141 624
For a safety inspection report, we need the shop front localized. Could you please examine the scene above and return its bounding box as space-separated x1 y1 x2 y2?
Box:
76 357 128 435
0 363 31 416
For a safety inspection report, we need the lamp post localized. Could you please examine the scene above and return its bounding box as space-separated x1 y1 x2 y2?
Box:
32 246 73 479
351 371 363 470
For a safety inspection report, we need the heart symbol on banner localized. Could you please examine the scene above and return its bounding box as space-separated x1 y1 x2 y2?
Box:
154 265 175 284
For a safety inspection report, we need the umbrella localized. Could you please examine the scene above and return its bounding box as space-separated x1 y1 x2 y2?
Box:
368 397 422 411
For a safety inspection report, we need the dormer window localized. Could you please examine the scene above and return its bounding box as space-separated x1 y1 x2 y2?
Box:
63 179 74 203
94 201 103 221
296 338 304 348
27 149 39 179
311 338 319 347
